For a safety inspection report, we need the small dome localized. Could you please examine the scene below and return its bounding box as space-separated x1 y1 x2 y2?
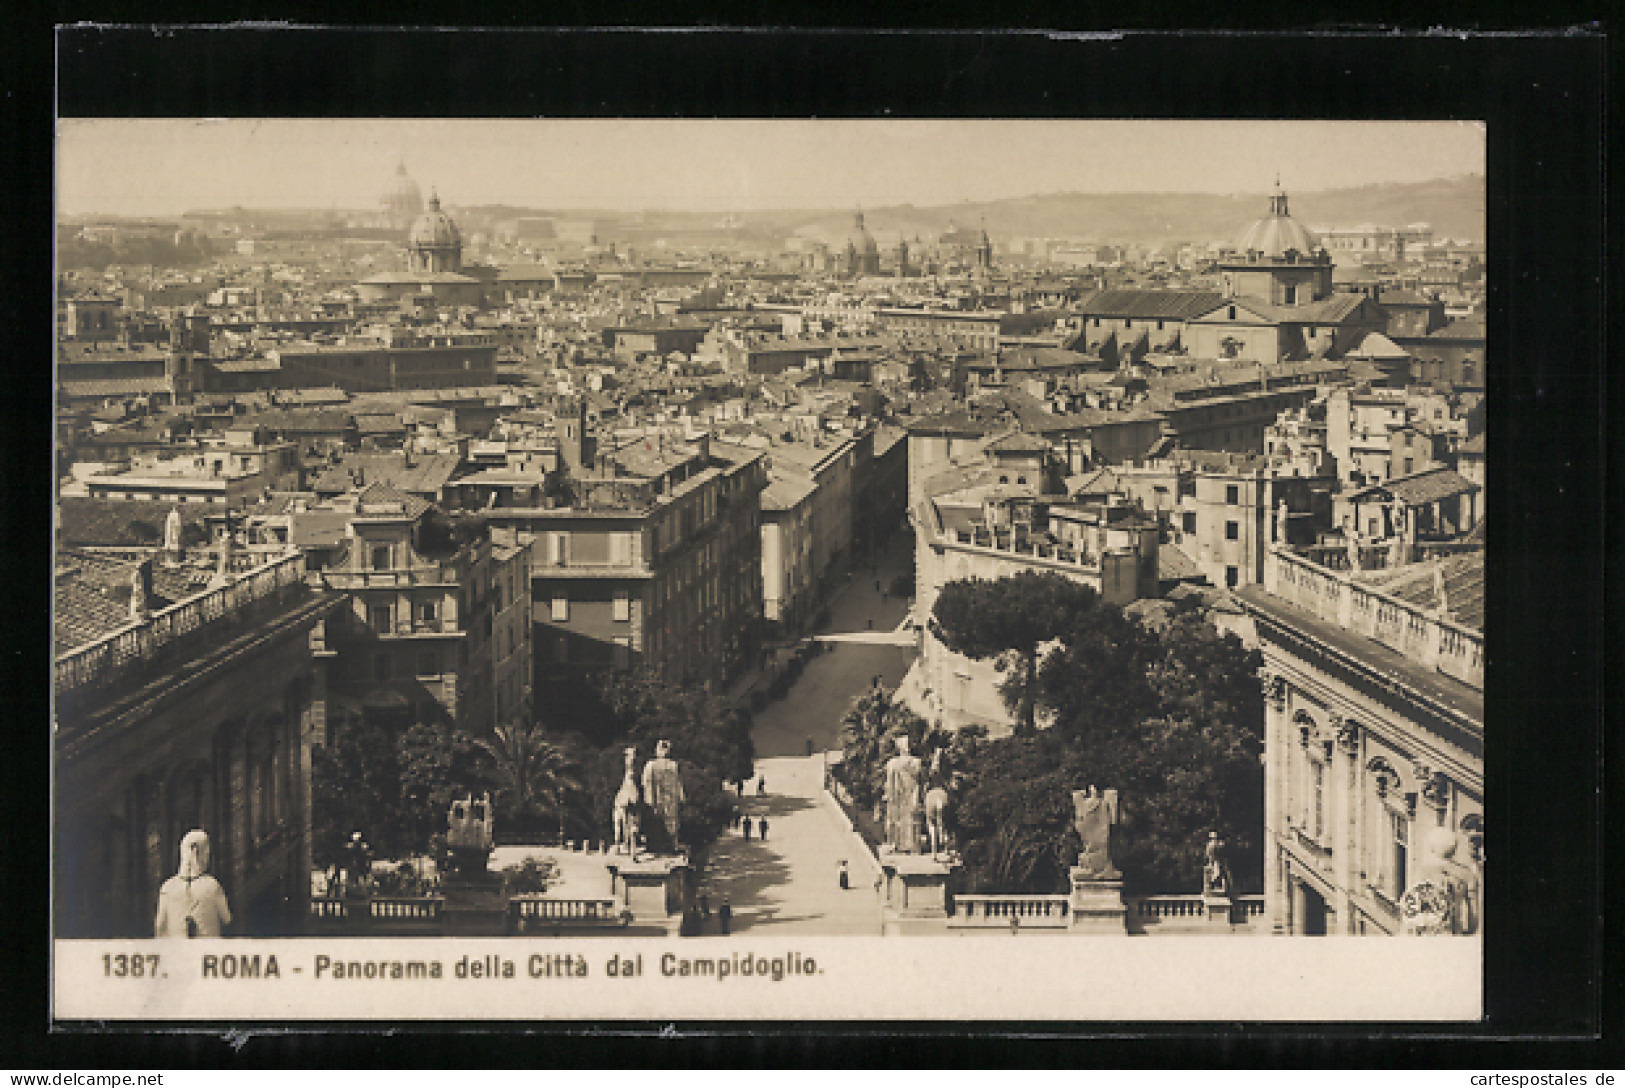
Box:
409 192 461 249
1237 185 1320 259
381 162 424 218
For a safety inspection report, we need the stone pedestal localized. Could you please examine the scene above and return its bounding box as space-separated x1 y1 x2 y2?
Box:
1203 895 1237 929
1068 868 1127 933
614 854 689 922
441 873 508 936
881 849 959 933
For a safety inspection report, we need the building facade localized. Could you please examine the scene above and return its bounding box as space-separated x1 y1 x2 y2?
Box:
1239 545 1483 935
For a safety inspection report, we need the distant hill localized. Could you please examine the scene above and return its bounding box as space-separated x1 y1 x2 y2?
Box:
776 175 1486 247
178 174 1485 250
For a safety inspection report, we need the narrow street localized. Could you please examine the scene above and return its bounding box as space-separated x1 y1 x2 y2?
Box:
698 529 916 933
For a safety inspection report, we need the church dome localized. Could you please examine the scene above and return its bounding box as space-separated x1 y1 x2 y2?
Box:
381 162 424 219
1237 185 1320 259
409 192 461 248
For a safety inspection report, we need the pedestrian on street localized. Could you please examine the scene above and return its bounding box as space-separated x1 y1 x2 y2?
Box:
839 860 850 890
699 894 711 919
736 779 744 797
805 736 814 757
719 898 732 935
875 579 882 592
758 818 770 840
742 816 753 841
757 777 766 796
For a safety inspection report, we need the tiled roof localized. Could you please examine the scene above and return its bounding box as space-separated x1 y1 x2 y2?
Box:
1355 551 1485 631
310 452 460 497
1348 331 1411 359
54 551 211 652
353 481 433 520
1350 466 1479 506
1080 289 1226 320
60 378 173 397
1427 314 1485 340
242 409 355 434
986 431 1050 453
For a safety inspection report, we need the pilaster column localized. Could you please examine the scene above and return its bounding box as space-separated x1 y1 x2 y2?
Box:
1261 668 1289 934
1335 719 1362 933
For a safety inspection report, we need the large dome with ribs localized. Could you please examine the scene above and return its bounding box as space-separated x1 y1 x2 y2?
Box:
408 192 461 248
1237 184 1320 258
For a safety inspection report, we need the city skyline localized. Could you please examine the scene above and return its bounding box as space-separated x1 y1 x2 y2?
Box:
56 119 1485 218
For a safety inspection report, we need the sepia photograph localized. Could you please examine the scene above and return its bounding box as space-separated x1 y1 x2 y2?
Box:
50 115 1494 1023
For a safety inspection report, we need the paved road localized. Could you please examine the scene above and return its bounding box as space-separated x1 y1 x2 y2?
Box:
697 529 916 933
699 755 882 935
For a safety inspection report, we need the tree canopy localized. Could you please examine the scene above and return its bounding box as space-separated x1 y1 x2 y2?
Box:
930 571 1100 734
934 589 1265 896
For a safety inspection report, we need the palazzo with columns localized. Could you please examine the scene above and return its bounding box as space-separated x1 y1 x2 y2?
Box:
54 552 343 938
1238 543 1483 935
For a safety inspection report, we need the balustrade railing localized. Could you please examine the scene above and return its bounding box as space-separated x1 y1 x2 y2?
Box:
55 550 309 698
370 897 444 921
1127 894 1267 924
511 896 625 924
1266 547 1481 690
949 894 1071 927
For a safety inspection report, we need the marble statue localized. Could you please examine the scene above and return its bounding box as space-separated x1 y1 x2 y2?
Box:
1202 830 1234 897
882 734 923 853
1072 785 1120 879
154 829 232 938
640 738 685 849
163 507 183 553
1345 524 1362 573
612 747 641 855
1398 827 1480 935
1274 499 1290 544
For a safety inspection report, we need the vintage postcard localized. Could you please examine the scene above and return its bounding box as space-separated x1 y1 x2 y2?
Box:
52 117 1486 1023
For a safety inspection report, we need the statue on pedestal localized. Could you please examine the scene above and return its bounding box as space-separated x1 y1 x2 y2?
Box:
1398 827 1480 935
612 747 641 855
1202 830 1234 897
1072 786 1120 879
882 734 923 853
445 792 494 878
640 738 685 851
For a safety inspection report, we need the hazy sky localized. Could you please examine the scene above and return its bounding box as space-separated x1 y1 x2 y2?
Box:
57 119 1485 218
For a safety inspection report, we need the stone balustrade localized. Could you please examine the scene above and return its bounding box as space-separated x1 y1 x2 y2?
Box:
948 894 1072 928
1125 894 1267 933
55 550 309 697
511 896 626 924
1267 547 1482 690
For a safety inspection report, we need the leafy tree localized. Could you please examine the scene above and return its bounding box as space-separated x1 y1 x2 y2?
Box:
546 671 756 851
397 721 482 853
931 571 1101 734
834 683 930 814
471 722 583 840
311 717 402 867
946 591 1265 895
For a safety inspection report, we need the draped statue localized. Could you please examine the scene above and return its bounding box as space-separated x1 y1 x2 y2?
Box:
1072 789 1124 883
1072 785 1120 879
640 738 685 850
154 830 232 938
882 735 924 853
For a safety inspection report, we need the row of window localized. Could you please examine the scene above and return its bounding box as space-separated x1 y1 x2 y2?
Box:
549 590 633 623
